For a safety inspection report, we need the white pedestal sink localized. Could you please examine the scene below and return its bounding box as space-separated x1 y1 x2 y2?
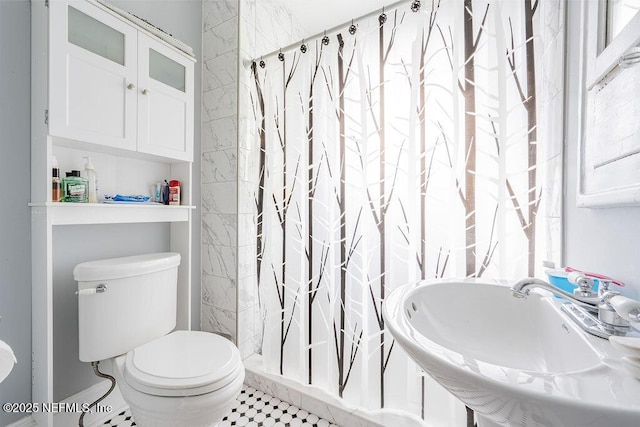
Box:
0 339 16 383
383 280 640 427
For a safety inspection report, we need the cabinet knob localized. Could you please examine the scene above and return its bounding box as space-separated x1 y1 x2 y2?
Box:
141 89 150 95
127 83 136 90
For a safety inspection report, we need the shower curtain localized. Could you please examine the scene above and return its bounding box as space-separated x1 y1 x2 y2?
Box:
250 0 564 419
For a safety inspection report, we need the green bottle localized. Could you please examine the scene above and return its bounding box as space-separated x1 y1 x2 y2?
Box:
62 170 89 203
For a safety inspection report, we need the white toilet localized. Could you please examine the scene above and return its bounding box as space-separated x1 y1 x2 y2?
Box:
74 252 244 427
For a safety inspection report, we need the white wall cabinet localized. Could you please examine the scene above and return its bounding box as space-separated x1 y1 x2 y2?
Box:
30 1 196 425
49 0 194 162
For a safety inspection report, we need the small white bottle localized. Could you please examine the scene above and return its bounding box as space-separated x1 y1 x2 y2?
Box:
82 157 99 203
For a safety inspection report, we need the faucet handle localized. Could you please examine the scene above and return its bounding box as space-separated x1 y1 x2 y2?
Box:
608 295 640 324
598 279 612 297
567 271 596 297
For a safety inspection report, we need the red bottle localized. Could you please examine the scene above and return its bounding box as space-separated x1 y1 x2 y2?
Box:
169 180 181 205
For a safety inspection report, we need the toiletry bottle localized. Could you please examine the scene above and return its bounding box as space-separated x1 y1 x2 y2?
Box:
82 157 99 203
163 180 170 205
169 180 181 205
63 170 89 203
51 156 62 202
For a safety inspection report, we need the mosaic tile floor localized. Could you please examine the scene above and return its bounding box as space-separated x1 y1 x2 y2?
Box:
101 385 338 427
221 386 338 427
101 410 135 426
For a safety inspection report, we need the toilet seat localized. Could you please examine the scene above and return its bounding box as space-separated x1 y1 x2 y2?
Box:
123 330 242 397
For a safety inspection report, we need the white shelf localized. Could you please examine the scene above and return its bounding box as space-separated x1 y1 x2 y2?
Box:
29 202 194 225
52 134 193 165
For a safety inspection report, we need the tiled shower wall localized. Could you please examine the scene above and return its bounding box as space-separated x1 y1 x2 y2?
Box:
201 0 240 342
201 0 302 357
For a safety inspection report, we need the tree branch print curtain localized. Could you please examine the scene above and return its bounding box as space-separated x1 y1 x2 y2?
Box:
250 0 564 419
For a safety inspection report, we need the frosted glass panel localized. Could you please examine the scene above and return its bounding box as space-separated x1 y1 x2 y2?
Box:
149 49 186 92
68 6 125 65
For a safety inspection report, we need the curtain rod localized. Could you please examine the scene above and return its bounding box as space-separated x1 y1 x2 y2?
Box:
243 0 422 68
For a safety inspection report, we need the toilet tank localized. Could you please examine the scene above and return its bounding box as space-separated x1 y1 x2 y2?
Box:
74 252 181 362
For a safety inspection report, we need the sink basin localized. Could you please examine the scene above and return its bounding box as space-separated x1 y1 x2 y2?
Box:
384 280 640 427
408 281 600 373
0 339 16 383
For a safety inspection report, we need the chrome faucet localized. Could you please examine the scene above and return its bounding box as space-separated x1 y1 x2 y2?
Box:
511 274 640 339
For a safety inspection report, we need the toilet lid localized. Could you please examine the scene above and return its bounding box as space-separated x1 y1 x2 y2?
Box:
124 330 242 397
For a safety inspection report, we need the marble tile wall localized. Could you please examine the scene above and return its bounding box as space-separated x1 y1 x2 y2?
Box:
201 0 239 342
202 0 303 356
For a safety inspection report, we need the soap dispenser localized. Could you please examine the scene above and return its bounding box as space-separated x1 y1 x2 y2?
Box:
82 157 99 203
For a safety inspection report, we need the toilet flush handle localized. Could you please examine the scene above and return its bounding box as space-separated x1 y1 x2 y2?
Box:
76 284 108 296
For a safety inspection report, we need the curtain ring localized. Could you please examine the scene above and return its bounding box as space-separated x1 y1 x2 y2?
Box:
278 50 285 61
379 7 388 25
349 19 357 35
322 31 330 46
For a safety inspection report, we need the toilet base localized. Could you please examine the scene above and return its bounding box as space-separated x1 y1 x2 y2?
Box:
107 356 245 427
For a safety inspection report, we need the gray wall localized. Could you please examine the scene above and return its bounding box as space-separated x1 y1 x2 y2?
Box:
0 0 203 419
564 1 640 300
0 0 32 425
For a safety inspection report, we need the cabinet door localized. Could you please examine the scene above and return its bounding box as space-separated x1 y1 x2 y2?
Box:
49 0 137 151
137 34 194 162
